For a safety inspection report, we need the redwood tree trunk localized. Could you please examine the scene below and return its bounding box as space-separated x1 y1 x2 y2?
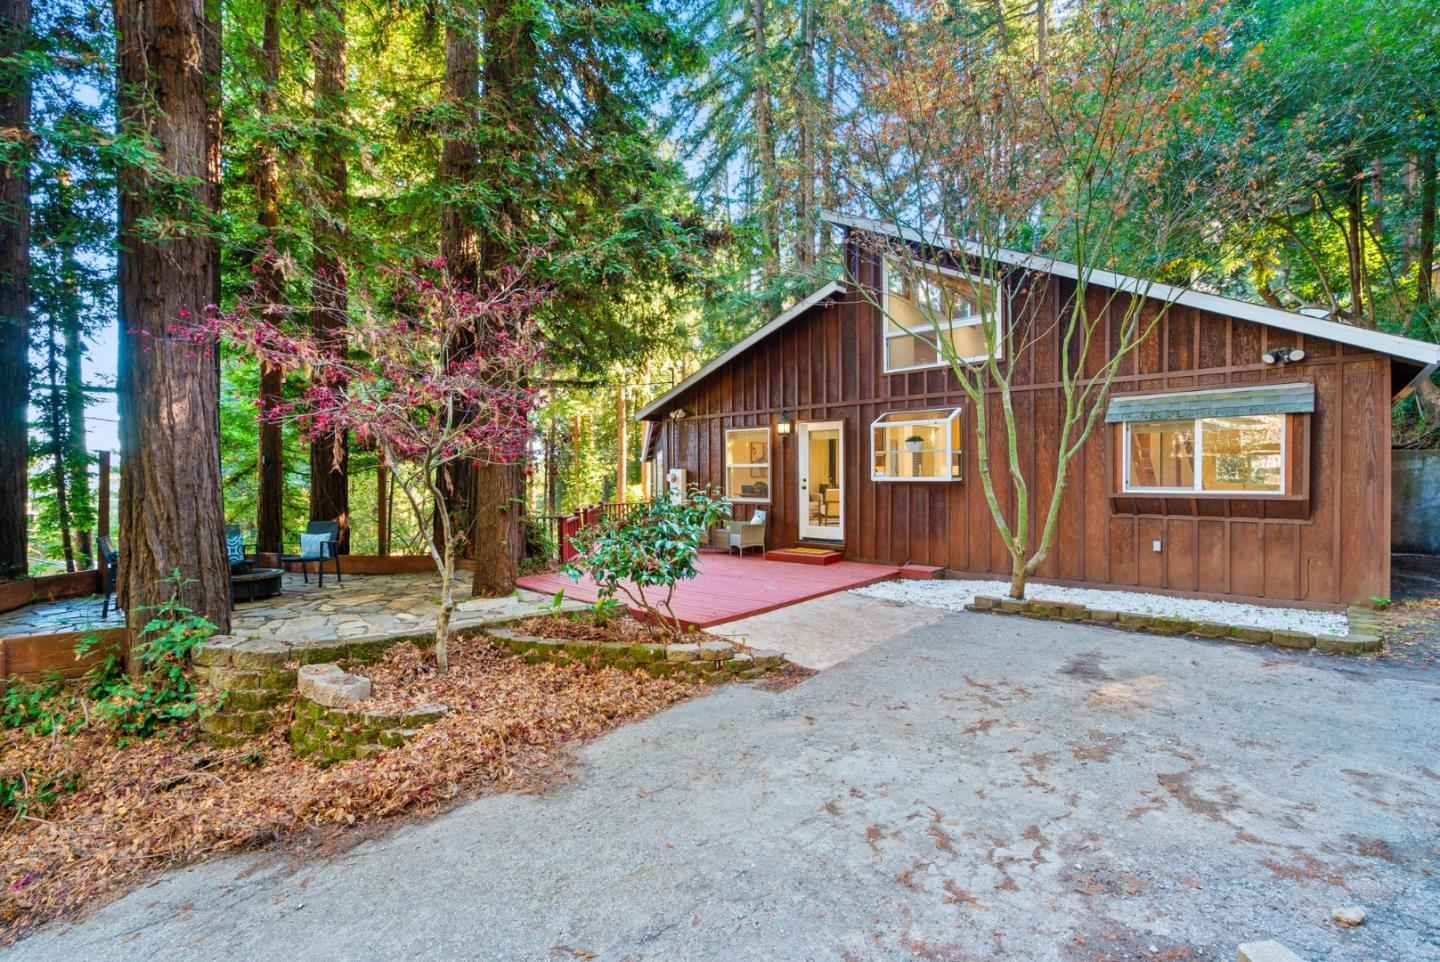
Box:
254 0 284 556
114 0 231 640
470 0 535 596
0 0 31 580
435 1 480 557
309 0 349 549
751 0 778 261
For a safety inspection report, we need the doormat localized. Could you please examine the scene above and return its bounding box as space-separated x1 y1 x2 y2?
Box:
764 547 843 565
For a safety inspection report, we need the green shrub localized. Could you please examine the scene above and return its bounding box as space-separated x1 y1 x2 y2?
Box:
562 486 730 638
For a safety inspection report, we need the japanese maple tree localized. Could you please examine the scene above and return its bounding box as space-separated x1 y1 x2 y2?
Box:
191 255 549 672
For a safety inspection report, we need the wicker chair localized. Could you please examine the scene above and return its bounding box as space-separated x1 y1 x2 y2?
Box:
728 510 767 556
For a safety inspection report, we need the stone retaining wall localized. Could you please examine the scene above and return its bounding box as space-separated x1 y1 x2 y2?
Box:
193 631 437 746
289 698 447 764
966 596 1383 655
487 628 785 683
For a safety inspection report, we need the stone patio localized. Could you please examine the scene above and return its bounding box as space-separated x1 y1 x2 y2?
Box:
0 572 571 644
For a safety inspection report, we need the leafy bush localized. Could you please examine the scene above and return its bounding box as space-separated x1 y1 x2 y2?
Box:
2 573 217 747
562 486 731 638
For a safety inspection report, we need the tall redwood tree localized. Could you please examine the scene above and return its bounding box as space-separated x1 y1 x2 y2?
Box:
254 0 285 557
114 0 230 637
308 0 349 550
0 0 31 580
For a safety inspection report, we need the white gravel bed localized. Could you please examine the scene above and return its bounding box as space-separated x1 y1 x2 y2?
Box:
854 578 1349 637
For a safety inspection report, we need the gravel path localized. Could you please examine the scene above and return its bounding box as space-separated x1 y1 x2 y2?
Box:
6 611 1435 961
854 578 1350 636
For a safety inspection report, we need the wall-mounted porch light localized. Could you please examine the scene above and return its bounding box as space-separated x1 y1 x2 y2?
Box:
776 412 792 437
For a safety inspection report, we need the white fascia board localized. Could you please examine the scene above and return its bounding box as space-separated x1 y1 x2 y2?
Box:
634 281 844 422
823 211 1440 369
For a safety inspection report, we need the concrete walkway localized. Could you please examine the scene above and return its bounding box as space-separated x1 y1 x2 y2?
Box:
709 590 949 668
7 613 1438 961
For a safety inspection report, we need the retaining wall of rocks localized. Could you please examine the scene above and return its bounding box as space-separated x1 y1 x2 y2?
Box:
966 596 1383 655
487 628 785 683
193 630 436 746
289 698 447 764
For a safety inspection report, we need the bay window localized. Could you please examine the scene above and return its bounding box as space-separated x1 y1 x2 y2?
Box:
871 408 963 481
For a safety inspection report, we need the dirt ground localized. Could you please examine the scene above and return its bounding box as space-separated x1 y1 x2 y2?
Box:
6 603 1437 961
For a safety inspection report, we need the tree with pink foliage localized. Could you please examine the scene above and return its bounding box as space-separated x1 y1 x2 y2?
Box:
188 255 549 672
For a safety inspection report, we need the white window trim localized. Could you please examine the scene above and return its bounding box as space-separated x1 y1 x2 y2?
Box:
1121 417 1287 496
870 408 963 483
881 257 1003 373
724 427 771 503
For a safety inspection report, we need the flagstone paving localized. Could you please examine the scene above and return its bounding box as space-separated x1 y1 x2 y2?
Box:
0 573 568 643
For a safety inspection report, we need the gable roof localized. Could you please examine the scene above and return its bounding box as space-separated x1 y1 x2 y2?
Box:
634 216 1440 422
825 211 1440 374
635 280 844 421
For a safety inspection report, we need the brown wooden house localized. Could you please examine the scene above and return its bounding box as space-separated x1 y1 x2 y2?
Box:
637 215 1440 608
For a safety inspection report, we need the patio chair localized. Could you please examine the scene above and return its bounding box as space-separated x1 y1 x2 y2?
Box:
282 520 343 587
224 524 255 575
728 510 767 556
98 535 119 620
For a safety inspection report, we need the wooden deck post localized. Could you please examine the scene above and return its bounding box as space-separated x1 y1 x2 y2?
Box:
96 449 111 586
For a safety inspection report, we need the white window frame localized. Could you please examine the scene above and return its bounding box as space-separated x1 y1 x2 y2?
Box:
881 257 1002 373
1121 416 1287 495
724 427 771 503
870 408 963 482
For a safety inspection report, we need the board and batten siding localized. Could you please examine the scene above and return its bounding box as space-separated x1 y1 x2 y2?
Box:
652 245 1392 608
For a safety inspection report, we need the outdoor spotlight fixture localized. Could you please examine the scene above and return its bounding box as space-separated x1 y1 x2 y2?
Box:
1261 347 1307 365
776 412 792 437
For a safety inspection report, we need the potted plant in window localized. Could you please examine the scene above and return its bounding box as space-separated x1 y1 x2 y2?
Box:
905 434 925 453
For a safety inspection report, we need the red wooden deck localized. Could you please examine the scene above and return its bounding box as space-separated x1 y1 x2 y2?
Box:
518 552 900 628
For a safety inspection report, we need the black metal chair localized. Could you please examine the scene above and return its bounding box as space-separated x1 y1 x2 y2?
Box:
98 535 119 620
281 520 343 587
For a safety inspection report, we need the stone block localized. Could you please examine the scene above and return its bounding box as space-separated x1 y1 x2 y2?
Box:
1116 613 1154 631
666 643 700 662
1228 626 1273 645
400 704 447 727
1236 940 1306 962
1270 629 1316 650
1190 621 1228 638
750 649 784 668
999 599 1026 613
1149 617 1192 636
297 664 372 708
969 596 998 610
724 653 755 671
1088 609 1120 624
200 709 277 736
195 664 297 692
227 641 295 670
698 641 733 661
1317 634 1382 655
192 641 236 667
222 687 291 712
630 644 665 663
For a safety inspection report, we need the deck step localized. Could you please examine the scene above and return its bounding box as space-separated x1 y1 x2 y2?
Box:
764 547 843 566
899 564 944 580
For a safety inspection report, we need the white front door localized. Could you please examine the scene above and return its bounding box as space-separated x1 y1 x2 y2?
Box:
798 420 844 541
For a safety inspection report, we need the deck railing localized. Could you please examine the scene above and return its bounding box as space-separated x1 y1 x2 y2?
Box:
536 501 643 564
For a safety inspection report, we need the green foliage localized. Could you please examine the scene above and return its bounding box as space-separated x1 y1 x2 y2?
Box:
562 486 730 636
2 574 216 747
1370 595 1392 611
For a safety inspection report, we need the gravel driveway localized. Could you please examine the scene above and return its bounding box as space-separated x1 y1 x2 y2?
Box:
7 611 1438 961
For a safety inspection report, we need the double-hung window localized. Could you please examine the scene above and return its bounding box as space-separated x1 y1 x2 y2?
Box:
882 259 999 372
724 428 771 502
1107 384 1313 496
871 408 963 481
